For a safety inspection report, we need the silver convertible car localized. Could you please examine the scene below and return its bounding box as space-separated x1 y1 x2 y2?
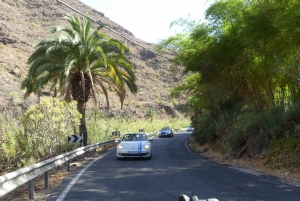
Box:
116 133 152 160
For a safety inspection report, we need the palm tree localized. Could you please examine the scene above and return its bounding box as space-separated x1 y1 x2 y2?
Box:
144 108 156 122
21 14 137 145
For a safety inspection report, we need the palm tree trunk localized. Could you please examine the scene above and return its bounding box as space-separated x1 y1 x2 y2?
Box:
77 100 88 146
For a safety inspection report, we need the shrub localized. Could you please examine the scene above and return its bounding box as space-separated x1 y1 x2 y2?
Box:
266 135 300 171
192 110 217 145
0 115 26 172
21 97 81 162
8 91 19 103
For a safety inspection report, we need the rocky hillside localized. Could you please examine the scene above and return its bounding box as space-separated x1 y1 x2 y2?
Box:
0 0 186 119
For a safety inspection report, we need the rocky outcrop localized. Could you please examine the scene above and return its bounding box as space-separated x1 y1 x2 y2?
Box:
0 37 16 45
160 104 177 117
245 132 264 158
139 49 156 60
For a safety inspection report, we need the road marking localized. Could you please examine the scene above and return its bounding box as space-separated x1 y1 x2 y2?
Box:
55 150 113 201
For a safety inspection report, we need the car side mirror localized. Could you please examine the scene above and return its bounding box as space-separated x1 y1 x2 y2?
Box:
148 138 153 141
115 138 121 142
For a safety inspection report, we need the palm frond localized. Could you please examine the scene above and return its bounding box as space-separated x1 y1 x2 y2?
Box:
23 14 137 111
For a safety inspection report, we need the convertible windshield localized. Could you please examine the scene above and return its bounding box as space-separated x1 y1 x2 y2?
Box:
122 134 148 141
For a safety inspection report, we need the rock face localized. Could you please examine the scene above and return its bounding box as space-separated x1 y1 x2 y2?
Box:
245 132 264 158
0 37 17 45
0 0 186 119
161 105 177 117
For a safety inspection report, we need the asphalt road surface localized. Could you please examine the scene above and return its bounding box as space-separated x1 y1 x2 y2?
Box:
48 133 300 201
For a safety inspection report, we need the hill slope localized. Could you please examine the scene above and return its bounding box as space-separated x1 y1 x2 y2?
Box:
0 0 185 119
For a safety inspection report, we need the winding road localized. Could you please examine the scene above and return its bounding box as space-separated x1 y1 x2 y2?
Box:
48 133 300 201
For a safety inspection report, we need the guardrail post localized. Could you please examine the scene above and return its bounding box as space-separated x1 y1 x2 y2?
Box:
45 171 49 188
67 160 70 172
28 180 34 199
81 142 85 161
104 142 107 151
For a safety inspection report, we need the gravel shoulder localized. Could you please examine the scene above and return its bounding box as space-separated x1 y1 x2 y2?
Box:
190 142 300 187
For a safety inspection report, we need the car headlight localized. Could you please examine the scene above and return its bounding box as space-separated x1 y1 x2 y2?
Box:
118 145 123 150
144 144 150 149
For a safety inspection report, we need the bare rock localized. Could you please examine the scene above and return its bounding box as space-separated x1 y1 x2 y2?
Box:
245 132 264 158
0 37 17 45
203 147 209 152
9 67 21 77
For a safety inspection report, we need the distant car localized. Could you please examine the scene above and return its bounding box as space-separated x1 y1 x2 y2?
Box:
159 126 174 137
186 126 194 132
116 133 152 160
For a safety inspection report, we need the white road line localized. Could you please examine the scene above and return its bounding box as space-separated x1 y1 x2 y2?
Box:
55 150 113 201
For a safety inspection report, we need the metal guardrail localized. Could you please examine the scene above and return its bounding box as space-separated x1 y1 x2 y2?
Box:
0 139 116 199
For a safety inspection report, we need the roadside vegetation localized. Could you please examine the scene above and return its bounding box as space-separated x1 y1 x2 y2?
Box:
5 0 300 178
0 13 189 176
0 97 189 175
157 0 300 172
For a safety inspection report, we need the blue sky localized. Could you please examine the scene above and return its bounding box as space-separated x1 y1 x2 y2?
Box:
79 0 215 44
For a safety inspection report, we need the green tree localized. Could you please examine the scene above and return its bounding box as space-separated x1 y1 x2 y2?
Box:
21 14 137 145
157 0 300 149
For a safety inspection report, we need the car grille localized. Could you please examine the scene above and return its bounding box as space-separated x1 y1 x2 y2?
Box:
119 153 150 156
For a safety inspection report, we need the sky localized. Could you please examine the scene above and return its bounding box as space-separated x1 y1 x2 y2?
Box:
79 0 215 44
